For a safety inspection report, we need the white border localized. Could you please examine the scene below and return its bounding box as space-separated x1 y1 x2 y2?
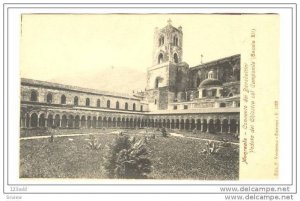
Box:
1 3 297 196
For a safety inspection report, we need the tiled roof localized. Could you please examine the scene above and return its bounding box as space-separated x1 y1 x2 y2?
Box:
190 54 240 70
21 78 139 100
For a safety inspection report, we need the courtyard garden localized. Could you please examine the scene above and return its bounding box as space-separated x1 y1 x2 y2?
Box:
20 129 239 180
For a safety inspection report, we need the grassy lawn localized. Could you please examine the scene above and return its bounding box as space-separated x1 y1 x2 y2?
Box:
21 128 239 143
20 130 239 180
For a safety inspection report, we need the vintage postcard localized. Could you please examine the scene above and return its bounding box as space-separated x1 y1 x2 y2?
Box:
19 13 278 181
2 2 297 199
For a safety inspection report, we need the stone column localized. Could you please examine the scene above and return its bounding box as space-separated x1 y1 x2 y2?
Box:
66 118 69 128
228 119 231 134
200 120 204 132
45 118 48 128
37 117 40 128
20 117 24 128
59 119 62 128
236 122 239 134
29 117 32 128
220 123 223 133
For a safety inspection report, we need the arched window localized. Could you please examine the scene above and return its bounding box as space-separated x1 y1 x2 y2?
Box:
125 102 128 110
97 99 100 108
116 101 119 109
74 96 79 106
208 70 214 79
174 53 178 63
107 100 110 108
30 90 38 101
61 95 66 104
133 103 136 111
86 98 90 106
173 36 178 46
158 53 163 64
140 105 143 112
159 35 164 46
46 93 52 103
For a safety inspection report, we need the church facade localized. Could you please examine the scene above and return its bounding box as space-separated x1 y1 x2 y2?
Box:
20 20 240 135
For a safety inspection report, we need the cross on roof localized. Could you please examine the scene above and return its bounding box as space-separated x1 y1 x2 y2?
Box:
167 18 172 25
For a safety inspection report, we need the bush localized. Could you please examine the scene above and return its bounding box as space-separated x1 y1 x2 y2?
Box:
201 141 221 155
103 135 152 179
161 127 168 137
86 135 101 150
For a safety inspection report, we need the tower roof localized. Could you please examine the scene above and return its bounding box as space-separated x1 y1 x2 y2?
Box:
160 19 182 33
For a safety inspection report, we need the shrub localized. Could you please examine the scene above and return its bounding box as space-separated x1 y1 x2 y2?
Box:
103 135 152 179
86 135 101 150
161 127 168 137
201 141 221 155
151 133 156 139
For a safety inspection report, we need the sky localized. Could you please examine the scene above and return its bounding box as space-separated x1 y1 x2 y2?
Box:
20 14 242 93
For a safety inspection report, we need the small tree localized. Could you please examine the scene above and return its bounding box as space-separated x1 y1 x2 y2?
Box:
103 135 152 179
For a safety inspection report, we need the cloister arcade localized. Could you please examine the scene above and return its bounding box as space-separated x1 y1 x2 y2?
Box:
20 109 240 135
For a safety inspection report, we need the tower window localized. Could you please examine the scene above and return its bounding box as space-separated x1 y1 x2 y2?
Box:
140 105 143 111
158 53 163 64
133 103 136 111
173 36 178 46
97 99 100 107
107 100 110 108
155 77 160 88
159 36 164 46
174 53 179 63
116 101 119 109
125 102 128 110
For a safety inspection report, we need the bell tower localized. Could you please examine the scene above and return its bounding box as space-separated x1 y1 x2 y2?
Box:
146 19 189 111
152 19 183 66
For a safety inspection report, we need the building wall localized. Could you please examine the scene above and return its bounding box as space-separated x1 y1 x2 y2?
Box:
21 85 147 112
189 55 241 89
